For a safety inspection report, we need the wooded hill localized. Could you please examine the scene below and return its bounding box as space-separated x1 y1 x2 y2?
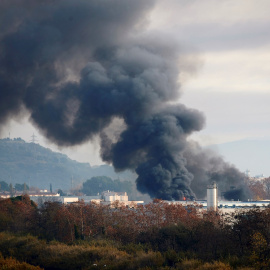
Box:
0 138 135 191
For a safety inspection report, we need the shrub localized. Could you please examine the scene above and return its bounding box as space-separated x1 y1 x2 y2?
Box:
0 252 43 270
175 259 233 270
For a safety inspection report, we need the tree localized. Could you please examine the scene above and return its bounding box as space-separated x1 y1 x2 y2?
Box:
38 201 74 242
57 189 66 196
0 195 38 234
249 232 270 268
248 180 266 200
0 181 9 191
113 179 133 195
81 176 132 196
263 177 270 199
81 176 114 195
15 183 29 191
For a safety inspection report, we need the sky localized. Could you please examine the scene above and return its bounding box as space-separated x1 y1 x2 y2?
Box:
149 0 270 143
3 0 270 169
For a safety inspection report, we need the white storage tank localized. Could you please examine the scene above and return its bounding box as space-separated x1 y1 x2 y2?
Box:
207 182 218 211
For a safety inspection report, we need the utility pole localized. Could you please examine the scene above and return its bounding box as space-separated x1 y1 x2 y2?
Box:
71 176 74 191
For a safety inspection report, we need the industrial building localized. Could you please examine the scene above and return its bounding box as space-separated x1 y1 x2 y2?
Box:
166 182 270 213
24 190 144 207
1 184 269 211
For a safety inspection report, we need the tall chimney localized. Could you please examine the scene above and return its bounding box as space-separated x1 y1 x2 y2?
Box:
207 182 218 211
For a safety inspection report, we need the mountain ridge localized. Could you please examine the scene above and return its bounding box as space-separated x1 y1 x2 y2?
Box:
0 138 135 191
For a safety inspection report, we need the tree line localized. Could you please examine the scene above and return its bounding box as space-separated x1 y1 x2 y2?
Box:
0 195 270 269
0 180 29 192
80 176 133 196
248 177 270 200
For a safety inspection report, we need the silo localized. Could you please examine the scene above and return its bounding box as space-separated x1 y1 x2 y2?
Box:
207 182 218 211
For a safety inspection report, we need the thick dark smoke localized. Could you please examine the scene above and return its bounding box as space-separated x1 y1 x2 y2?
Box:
184 142 251 200
0 0 250 200
223 189 247 201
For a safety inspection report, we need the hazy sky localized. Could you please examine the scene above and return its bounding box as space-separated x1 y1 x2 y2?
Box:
149 0 270 143
4 0 270 166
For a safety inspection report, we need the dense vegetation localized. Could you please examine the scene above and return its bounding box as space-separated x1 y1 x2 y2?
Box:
81 176 133 196
0 181 29 192
0 195 269 269
0 138 135 191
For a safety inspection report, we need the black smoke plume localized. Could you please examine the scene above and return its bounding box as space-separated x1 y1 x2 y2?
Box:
184 142 251 200
0 0 249 200
223 189 247 201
